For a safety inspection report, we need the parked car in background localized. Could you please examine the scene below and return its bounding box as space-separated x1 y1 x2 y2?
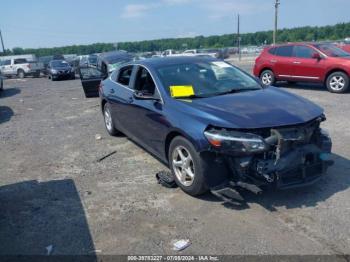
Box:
80 56 332 197
0 58 43 78
52 54 65 60
47 60 75 81
337 39 350 53
254 43 350 93
183 49 218 58
38 56 54 75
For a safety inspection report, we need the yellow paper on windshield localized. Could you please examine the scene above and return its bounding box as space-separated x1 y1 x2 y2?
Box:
169 85 194 98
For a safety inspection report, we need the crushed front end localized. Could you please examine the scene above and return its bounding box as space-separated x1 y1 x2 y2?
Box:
204 115 333 191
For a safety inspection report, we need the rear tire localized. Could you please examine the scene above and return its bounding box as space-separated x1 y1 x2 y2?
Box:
17 69 25 79
168 136 209 196
103 103 120 136
260 70 275 86
326 72 349 93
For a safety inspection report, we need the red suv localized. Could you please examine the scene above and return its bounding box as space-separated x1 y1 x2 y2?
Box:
253 43 350 93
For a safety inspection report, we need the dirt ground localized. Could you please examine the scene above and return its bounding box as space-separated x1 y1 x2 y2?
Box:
1 71 350 256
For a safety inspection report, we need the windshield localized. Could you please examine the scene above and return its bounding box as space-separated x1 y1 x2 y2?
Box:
157 61 261 98
314 44 350 57
51 60 69 67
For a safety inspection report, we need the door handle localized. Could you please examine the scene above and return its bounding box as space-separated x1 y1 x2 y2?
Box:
293 61 301 64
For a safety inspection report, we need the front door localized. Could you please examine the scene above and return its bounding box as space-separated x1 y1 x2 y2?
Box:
291 45 325 82
123 66 168 155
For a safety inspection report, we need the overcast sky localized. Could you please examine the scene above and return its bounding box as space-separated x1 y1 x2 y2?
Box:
1 0 350 49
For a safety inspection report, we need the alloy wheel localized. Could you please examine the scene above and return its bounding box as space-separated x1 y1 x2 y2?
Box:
104 108 113 132
172 146 195 187
261 72 272 85
329 75 345 91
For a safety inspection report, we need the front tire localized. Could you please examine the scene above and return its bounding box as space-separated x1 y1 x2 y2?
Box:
260 69 275 86
326 72 349 93
169 136 208 196
103 103 120 136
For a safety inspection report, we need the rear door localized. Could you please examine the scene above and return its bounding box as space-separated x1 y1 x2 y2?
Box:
273 45 294 79
291 45 324 82
79 66 106 98
109 65 137 134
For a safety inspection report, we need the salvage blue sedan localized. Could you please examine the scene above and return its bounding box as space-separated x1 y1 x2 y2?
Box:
86 56 333 196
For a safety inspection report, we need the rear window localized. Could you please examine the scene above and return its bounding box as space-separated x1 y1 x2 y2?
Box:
275 46 293 57
14 58 27 64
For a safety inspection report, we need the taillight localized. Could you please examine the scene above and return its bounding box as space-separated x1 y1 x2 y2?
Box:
28 64 31 69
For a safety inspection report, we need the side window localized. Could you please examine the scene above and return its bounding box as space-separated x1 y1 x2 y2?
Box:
14 59 27 64
134 67 156 95
275 46 293 57
117 66 133 86
294 46 316 58
268 47 277 55
3 60 11 66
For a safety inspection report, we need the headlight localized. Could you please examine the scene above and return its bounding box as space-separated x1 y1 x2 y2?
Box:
204 128 267 153
51 69 58 74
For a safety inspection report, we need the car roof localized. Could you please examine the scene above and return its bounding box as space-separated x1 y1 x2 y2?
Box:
133 56 219 68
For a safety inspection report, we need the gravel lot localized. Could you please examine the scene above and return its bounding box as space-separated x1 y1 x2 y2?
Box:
1 68 350 256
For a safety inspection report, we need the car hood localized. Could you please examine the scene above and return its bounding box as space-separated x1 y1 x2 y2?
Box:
178 87 324 129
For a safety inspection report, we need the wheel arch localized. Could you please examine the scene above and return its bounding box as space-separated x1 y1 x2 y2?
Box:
324 68 349 83
101 98 107 113
164 130 200 163
259 67 274 77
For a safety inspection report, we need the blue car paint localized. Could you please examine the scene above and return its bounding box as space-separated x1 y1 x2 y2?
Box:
100 57 324 164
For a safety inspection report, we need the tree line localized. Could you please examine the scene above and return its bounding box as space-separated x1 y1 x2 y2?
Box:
1 22 350 57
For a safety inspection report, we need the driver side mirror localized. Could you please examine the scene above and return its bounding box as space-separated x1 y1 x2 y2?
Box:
312 53 321 60
133 91 159 101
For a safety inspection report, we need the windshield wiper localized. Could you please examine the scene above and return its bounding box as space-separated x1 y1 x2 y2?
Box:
175 94 208 99
214 88 260 96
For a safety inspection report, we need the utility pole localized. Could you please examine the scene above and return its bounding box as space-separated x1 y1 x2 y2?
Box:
237 14 241 61
273 0 280 45
0 29 5 53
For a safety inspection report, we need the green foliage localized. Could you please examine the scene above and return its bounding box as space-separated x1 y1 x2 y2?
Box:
2 22 350 57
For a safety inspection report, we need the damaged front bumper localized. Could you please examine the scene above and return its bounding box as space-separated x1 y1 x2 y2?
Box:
205 117 334 191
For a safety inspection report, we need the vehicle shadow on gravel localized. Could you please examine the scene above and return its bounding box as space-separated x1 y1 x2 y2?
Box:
0 106 14 124
243 154 350 211
0 179 97 259
0 87 21 98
